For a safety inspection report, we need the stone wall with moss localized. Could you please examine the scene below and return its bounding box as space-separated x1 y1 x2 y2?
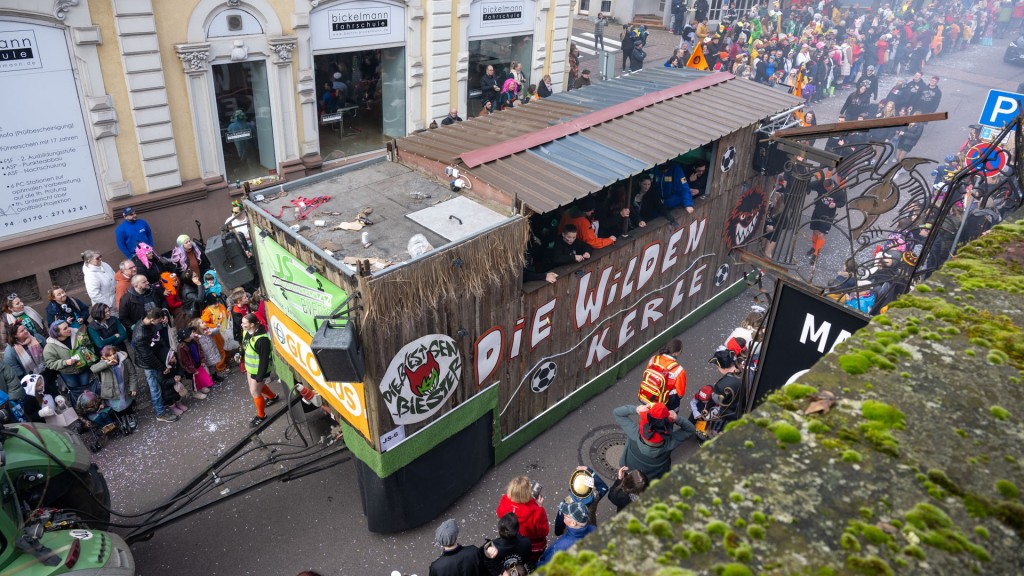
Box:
540 221 1024 576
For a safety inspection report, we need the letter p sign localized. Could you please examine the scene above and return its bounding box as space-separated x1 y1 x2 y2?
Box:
979 89 1024 128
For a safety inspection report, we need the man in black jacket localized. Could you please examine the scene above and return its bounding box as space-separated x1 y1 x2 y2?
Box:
132 309 177 422
119 275 167 331
480 65 500 111
428 519 485 576
547 224 591 267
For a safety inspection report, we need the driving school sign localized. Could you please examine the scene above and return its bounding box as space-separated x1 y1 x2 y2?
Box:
266 301 371 440
380 335 463 425
468 0 535 37
311 0 406 51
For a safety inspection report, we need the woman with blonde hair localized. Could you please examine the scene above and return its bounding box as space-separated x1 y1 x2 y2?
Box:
495 475 549 564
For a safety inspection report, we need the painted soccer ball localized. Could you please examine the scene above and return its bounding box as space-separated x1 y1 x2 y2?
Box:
721 146 737 173
714 263 730 287
531 361 557 393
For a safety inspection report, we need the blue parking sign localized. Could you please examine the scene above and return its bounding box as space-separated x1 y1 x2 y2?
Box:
979 89 1024 128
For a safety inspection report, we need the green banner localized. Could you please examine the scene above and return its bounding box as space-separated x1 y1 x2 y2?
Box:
252 223 348 335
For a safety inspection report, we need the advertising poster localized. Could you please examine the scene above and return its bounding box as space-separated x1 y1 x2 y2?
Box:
252 224 349 336
266 301 371 440
750 281 869 409
0 21 104 239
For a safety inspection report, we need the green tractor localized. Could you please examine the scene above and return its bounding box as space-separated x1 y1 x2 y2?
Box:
0 423 134 575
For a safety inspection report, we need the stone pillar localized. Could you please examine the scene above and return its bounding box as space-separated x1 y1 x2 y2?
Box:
174 43 220 180
291 11 320 159
268 37 299 162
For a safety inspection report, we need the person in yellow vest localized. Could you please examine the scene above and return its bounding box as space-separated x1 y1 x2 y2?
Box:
240 313 279 427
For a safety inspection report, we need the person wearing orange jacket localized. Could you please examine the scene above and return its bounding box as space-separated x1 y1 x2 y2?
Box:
638 338 687 410
558 196 616 251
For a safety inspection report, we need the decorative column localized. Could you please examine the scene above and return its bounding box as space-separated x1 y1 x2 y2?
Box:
292 11 320 158
408 1 426 132
268 37 299 163
455 0 472 115
175 43 221 180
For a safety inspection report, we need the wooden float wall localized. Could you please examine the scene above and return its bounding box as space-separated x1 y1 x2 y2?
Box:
348 125 773 447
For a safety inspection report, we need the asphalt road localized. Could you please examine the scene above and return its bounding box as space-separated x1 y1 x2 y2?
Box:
99 33 1019 576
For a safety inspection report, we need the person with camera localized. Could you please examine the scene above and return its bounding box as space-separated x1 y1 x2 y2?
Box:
495 475 549 565
132 309 178 423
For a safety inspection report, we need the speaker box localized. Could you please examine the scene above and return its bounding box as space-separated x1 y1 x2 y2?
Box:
206 232 254 290
312 321 365 383
753 138 789 175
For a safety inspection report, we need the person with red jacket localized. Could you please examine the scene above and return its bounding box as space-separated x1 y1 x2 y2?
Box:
495 475 549 564
557 197 616 251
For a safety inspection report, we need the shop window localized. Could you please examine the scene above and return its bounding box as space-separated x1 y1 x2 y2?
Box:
207 9 264 38
314 47 405 162
213 60 277 184
467 35 533 117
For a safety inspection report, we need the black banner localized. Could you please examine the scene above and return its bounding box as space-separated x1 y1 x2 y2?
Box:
332 20 388 31
0 47 33 61
482 11 522 20
748 281 869 409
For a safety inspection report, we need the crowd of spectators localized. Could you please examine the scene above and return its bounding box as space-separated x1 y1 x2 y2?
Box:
0 203 264 439
425 312 766 575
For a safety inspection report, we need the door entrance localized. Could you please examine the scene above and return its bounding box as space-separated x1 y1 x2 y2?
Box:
213 60 277 184
314 47 406 163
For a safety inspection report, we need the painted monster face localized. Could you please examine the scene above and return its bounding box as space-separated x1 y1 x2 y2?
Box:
724 187 767 249
405 351 440 397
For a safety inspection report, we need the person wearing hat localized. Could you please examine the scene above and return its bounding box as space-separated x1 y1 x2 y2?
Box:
553 466 608 537
708 349 742 429
225 200 251 248
535 500 596 568
557 196 616 250
115 206 155 259
612 401 695 481
428 518 485 576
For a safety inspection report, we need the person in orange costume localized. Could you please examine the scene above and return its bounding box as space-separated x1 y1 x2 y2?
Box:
200 294 231 373
558 196 616 250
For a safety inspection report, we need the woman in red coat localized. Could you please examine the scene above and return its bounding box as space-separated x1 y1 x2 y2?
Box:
495 475 549 564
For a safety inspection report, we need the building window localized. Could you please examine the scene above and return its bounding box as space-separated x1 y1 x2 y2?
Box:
213 60 277 184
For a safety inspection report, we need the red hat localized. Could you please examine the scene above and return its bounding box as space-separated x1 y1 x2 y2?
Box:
648 402 670 420
640 403 672 443
697 385 714 402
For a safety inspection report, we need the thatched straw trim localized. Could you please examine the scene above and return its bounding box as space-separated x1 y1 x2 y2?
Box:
361 217 528 328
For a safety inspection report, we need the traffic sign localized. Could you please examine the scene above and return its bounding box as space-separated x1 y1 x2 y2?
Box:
979 89 1024 128
965 143 1008 177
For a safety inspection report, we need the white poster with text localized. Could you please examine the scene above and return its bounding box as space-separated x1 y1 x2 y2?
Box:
0 21 104 240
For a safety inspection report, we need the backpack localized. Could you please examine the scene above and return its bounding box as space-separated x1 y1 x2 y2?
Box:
637 355 685 406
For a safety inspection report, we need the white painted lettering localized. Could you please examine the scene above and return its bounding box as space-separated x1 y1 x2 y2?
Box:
641 297 665 331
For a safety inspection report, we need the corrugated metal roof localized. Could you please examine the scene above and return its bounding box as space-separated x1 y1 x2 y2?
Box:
395 68 801 213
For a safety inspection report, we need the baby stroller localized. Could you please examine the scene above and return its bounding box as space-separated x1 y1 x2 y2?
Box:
106 396 138 436
43 395 106 453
